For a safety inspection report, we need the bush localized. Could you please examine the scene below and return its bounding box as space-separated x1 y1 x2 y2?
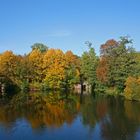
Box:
105 87 119 96
124 77 140 101
29 82 42 91
21 80 29 92
40 82 49 91
29 82 50 91
95 81 107 94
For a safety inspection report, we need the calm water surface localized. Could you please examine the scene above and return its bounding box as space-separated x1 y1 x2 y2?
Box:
0 91 140 140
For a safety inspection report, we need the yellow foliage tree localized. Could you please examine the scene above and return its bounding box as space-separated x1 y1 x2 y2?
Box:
28 49 44 83
0 51 18 83
65 51 80 87
124 76 140 101
43 49 66 88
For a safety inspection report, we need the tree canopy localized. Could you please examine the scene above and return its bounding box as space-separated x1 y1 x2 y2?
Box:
1 37 140 100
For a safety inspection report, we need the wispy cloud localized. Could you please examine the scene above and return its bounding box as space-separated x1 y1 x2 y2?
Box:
48 30 71 37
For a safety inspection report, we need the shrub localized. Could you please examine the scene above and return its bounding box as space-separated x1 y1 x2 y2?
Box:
21 80 29 92
124 77 140 101
95 81 107 94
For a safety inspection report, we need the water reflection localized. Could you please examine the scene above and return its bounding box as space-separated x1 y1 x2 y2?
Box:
100 97 140 140
0 92 140 140
0 92 80 129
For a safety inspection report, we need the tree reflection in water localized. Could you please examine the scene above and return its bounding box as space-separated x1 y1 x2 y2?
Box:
0 92 80 129
0 92 140 139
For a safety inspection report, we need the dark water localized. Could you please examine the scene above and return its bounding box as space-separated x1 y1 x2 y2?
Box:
0 92 140 140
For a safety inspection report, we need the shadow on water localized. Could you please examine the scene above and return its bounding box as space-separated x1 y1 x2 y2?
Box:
0 91 140 140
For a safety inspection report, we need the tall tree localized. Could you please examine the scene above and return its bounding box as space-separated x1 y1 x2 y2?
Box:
81 42 98 92
0 51 18 82
96 57 109 83
99 37 136 91
64 51 80 89
100 39 118 56
28 49 44 82
133 52 140 77
43 49 66 88
108 37 136 91
97 39 119 85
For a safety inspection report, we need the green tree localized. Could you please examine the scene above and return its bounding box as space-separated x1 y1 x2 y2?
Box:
31 43 48 53
81 42 98 92
133 52 140 77
107 37 136 91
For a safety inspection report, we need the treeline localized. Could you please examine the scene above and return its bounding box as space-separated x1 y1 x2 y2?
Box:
0 43 81 92
0 37 140 100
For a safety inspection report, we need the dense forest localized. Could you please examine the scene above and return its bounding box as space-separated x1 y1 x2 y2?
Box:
0 36 140 101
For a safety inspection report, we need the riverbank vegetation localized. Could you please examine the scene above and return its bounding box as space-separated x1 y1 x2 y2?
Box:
0 36 140 101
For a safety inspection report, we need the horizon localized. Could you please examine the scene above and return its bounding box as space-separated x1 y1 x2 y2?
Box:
0 0 140 56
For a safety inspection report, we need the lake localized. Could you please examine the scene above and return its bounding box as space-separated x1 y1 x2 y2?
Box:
0 91 140 140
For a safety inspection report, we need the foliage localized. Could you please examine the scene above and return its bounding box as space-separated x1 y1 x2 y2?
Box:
81 43 98 92
0 51 19 83
42 49 79 89
20 79 29 92
96 57 109 83
0 36 140 101
97 37 137 92
133 52 140 76
64 51 80 88
94 81 107 94
31 43 48 53
28 49 44 83
107 37 136 91
0 48 81 92
100 39 118 56
124 76 140 101
43 49 66 88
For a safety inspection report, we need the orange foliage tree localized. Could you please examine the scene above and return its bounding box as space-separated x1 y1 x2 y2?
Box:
0 51 19 83
96 39 118 84
96 57 109 83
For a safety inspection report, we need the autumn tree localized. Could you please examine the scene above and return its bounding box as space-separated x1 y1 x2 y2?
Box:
0 51 18 82
97 37 137 92
15 55 33 90
28 48 44 83
96 39 118 85
96 57 109 83
133 52 140 77
124 76 140 101
107 37 136 91
100 39 118 56
43 49 66 88
64 51 80 89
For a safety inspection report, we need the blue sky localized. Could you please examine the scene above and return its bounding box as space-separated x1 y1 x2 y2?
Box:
0 0 140 56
